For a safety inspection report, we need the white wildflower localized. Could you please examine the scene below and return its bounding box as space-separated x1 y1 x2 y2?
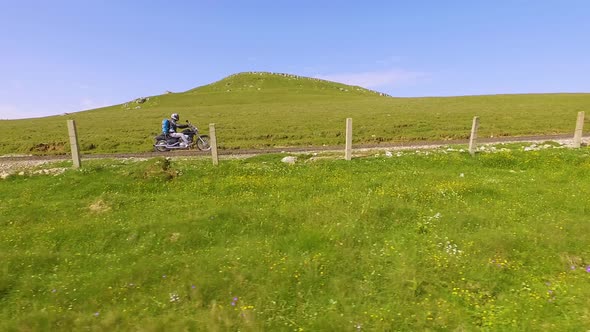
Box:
169 293 180 303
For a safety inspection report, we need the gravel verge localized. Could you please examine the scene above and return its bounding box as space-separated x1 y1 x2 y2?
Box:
0 134 587 179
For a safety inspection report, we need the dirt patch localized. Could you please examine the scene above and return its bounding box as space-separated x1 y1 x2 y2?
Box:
89 199 111 213
29 142 67 153
169 232 181 242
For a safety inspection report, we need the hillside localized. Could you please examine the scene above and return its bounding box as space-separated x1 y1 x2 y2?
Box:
0 72 588 155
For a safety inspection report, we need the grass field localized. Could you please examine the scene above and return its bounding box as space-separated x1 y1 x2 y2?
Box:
0 72 588 155
1 145 590 330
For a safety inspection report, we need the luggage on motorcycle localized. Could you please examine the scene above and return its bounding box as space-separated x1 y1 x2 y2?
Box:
162 119 170 134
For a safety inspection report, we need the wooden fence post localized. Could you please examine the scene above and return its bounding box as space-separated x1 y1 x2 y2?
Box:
468 116 480 156
573 111 585 148
345 118 352 160
67 120 81 168
209 123 218 166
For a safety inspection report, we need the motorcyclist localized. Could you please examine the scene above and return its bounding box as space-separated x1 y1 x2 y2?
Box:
167 113 190 147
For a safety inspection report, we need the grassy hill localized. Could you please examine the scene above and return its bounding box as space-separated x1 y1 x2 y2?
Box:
0 72 588 155
188 72 390 96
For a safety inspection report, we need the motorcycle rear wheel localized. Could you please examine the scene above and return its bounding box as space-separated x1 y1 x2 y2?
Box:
196 135 211 151
154 140 169 152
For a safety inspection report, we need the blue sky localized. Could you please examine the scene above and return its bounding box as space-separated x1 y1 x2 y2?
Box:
1 0 588 119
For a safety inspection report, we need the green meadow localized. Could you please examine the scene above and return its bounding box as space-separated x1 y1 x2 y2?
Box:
0 72 588 155
1 145 590 331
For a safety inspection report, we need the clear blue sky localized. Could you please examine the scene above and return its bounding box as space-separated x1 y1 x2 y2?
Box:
1 0 588 119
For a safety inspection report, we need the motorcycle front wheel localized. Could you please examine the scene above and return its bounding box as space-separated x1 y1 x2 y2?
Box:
154 140 169 152
196 135 211 151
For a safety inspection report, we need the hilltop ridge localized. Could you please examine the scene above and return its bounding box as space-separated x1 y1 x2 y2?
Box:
188 71 392 97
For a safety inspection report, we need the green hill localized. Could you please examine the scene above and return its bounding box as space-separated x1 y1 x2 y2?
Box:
0 72 588 155
189 72 390 96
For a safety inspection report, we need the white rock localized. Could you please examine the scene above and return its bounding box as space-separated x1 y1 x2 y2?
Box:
281 156 297 164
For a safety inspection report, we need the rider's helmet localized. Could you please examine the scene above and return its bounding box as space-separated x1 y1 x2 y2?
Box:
171 113 179 121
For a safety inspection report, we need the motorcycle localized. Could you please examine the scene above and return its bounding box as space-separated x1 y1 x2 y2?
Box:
154 121 211 152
